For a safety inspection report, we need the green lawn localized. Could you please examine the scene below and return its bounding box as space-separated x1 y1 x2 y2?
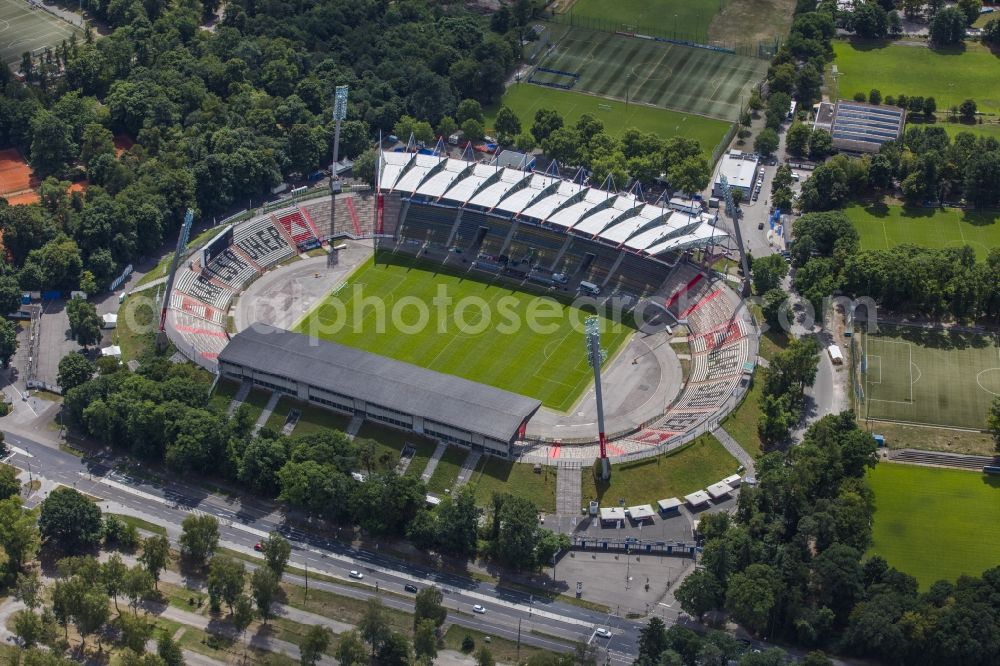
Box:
293 253 635 412
488 84 732 158
472 457 557 513
581 433 738 506
288 403 352 435
208 378 240 412
426 446 468 494
845 203 1000 261
860 324 1000 429
722 376 764 458
832 40 1000 113
937 121 1000 140
527 26 765 121
563 0 721 44
868 464 1000 588
356 422 437 478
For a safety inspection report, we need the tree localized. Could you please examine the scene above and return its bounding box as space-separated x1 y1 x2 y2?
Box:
752 254 789 294
475 646 495 666
0 465 19 502
637 617 668 664
378 632 411 666
207 556 246 614
413 619 438 661
359 597 391 658
957 0 982 25
11 611 47 648
38 487 102 554
79 123 115 168
232 594 254 650
139 535 170 589
57 352 94 392
29 110 75 179
808 129 833 160
786 123 811 158
888 9 903 35
851 3 888 39
930 7 966 45
336 631 369 666
157 631 185 666
0 319 18 369
300 625 332 666
122 566 154 615
494 106 521 145
65 297 101 347
413 586 447 629
667 156 711 196
116 612 153 652
76 588 112 650
984 17 1000 45
14 571 43 610
514 132 536 152
987 396 1000 452
179 514 219 566
461 119 484 142
437 116 458 139
250 566 279 622
725 564 780 635
0 276 23 316
674 568 723 619
103 554 127 613
0 497 40 572
261 533 291 578
762 288 788 331
868 89 882 105
754 129 779 158
531 108 563 143
456 99 484 124
959 99 978 122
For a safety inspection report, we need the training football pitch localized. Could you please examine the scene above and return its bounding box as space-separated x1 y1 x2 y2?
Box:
534 27 766 120
846 204 1000 261
490 84 732 158
859 324 1000 429
564 0 723 45
0 0 79 66
831 40 1000 114
293 254 635 412
868 464 1000 588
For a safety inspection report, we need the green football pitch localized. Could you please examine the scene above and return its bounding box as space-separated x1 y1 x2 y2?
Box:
859 324 1000 429
846 204 1000 261
564 0 724 45
831 40 1000 114
292 254 636 412
489 84 732 158
534 26 766 120
868 464 1000 588
0 0 80 66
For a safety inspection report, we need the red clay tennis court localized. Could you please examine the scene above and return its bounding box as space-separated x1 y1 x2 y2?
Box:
0 148 38 196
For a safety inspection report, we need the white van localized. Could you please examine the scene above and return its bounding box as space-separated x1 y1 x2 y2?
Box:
578 281 601 296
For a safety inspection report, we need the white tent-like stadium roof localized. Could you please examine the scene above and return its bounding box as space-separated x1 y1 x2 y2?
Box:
378 151 727 254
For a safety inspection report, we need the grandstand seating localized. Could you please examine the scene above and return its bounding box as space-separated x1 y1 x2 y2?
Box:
233 218 295 267
169 309 228 365
171 292 225 325
276 210 318 248
206 248 258 290
303 193 377 239
175 268 235 310
608 252 673 296
399 203 457 247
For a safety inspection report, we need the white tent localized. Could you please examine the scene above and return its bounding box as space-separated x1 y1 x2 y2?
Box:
101 345 122 358
102 313 118 329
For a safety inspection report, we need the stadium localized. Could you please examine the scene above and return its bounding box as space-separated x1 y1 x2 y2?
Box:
160 149 758 465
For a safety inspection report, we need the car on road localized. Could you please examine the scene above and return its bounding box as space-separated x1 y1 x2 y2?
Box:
472 604 487 614
404 584 418 593
757 222 764 230
595 628 612 639
254 543 262 551
349 570 364 579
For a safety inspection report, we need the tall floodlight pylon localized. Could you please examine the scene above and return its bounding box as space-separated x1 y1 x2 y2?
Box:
328 85 349 240
585 316 610 480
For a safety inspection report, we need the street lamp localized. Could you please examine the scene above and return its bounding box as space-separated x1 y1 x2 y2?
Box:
673 14 678 40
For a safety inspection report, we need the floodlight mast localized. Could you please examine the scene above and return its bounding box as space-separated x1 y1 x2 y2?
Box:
328 85 348 239
586 316 610 480
156 208 194 351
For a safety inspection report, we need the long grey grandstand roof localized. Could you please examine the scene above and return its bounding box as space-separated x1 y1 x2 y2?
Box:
219 325 541 442
379 151 727 254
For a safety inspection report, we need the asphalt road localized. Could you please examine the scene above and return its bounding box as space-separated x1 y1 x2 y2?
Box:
2 432 651 664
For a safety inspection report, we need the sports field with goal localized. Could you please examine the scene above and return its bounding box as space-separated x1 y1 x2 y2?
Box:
846 204 1000 261
859 324 1000 429
533 26 765 120
292 254 635 412
0 0 80 67
563 0 723 44
831 40 1000 114
490 84 732 158
868 464 1000 588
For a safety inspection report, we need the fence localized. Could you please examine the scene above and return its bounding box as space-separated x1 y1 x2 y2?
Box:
547 13 779 59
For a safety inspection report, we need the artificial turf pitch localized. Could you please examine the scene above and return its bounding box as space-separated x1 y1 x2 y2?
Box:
293 254 635 412
534 26 766 120
860 324 1000 429
868 464 1000 588
0 0 80 66
563 0 722 47
846 204 1000 261
489 84 732 158
831 39 1000 114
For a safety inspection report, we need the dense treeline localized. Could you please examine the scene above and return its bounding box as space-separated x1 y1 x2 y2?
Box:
0 0 538 293
673 412 1000 665
62 359 566 569
791 210 1000 319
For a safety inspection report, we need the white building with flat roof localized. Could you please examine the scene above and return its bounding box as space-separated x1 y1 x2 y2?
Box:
713 150 759 198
